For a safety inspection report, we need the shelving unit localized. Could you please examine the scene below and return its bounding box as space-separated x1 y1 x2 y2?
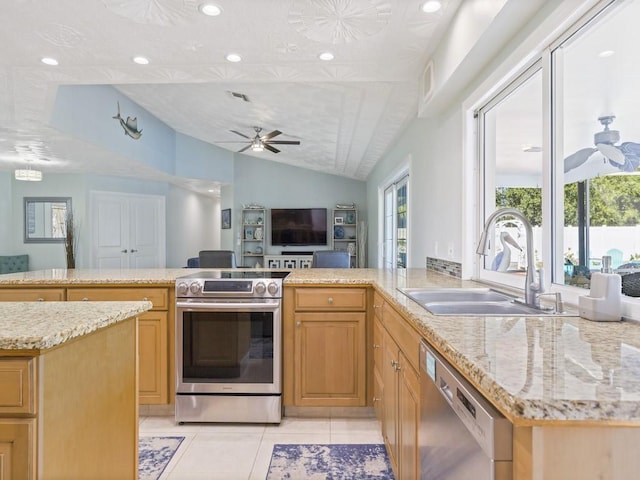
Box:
241 208 266 267
332 208 358 268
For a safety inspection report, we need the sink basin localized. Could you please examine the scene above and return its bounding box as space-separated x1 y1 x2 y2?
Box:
399 288 512 304
423 301 546 316
398 287 571 317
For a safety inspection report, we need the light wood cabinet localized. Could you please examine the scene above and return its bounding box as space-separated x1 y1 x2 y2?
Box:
376 296 421 480
67 287 170 405
0 288 65 302
0 419 35 479
0 358 35 415
285 286 367 407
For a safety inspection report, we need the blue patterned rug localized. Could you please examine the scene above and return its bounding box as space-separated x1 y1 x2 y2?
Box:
266 444 395 479
139 436 184 480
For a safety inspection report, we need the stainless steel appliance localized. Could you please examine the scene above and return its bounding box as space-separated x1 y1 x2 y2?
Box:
175 271 287 424
419 341 512 479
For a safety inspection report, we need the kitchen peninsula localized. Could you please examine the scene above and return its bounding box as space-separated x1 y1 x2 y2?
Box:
1 268 640 478
0 300 151 479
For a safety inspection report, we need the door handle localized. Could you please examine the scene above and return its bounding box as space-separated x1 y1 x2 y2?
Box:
131 249 138 253
121 249 128 253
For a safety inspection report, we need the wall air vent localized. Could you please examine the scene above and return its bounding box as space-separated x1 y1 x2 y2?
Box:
227 91 250 102
421 61 434 103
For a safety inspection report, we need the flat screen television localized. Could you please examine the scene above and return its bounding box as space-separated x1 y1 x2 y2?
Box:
271 208 327 246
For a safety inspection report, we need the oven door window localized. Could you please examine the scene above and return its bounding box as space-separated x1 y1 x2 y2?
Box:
181 310 275 384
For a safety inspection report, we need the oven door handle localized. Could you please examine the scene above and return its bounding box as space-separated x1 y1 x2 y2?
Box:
176 301 280 311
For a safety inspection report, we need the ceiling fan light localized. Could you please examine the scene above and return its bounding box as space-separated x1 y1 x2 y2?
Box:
251 141 264 152
15 168 43 181
421 1 442 13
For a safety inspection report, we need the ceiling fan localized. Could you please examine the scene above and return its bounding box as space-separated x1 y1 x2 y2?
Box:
564 115 640 174
228 127 301 154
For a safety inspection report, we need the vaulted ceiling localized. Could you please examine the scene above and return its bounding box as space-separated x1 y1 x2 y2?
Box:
0 0 460 194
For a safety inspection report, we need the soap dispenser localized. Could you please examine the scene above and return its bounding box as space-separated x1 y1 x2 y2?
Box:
578 271 622 322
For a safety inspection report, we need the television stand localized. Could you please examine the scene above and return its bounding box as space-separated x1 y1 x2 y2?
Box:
281 251 314 256
266 254 312 269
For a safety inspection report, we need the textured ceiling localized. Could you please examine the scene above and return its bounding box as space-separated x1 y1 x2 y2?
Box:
0 0 460 195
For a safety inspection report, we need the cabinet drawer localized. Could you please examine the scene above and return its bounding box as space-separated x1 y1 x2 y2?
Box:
67 287 168 310
383 303 421 372
0 288 65 302
294 288 366 311
0 358 35 415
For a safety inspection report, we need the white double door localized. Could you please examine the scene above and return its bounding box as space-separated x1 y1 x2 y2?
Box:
90 191 166 268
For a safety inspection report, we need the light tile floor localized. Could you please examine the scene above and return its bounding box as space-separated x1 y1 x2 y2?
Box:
139 416 385 480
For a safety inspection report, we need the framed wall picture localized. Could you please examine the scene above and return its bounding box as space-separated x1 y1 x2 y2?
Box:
334 217 344 224
221 208 231 229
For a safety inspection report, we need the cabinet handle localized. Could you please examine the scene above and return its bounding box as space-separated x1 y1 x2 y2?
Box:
373 344 380 349
37 297 44 302
82 297 89 301
327 297 334 304
373 397 380 403
296 321 301 327
131 249 138 253
142 297 149 301
121 249 128 253
391 360 398 368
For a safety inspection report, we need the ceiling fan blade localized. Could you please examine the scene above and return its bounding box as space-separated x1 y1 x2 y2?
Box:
230 130 251 139
261 130 282 141
619 142 640 171
264 143 280 154
564 147 597 173
596 143 625 166
237 144 251 153
267 140 301 145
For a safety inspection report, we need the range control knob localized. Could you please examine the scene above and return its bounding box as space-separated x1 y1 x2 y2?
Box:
189 281 202 295
176 282 189 296
267 282 279 296
254 282 267 295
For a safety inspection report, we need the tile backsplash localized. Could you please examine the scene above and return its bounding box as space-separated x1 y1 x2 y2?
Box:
426 257 462 278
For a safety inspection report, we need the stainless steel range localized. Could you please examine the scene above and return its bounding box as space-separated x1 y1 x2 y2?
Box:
175 271 287 424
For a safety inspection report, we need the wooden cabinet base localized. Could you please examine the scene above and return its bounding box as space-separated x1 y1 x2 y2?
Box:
0 419 34 479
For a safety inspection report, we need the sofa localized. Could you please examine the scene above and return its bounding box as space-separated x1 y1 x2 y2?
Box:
0 255 29 274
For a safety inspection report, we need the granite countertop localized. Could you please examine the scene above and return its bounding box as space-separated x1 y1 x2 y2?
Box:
285 268 640 426
0 301 152 350
2 267 640 425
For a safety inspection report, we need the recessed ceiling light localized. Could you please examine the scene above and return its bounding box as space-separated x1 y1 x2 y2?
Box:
420 1 442 13
199 3 222 16
226 53 242 63
207 189 215 193
41 57 58 66
319 52 335 61
598 50 615 58
132 56 150 65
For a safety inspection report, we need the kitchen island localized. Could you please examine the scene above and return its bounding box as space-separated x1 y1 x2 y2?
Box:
0 300 151 479
2 268 640 478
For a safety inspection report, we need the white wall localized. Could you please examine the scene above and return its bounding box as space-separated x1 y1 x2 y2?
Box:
166 185 219 267
366 0 596 270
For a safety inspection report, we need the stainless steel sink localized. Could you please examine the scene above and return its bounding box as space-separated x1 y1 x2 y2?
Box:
423 301 546 316
398 287 570 316
400 288 512 304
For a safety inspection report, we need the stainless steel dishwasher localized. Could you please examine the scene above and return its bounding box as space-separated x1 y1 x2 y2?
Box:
419 341 513 480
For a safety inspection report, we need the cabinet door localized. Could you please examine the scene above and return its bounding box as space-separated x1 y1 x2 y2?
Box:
372 318 384 422
0 419 34 480
294 312 365 406
399 352 420 480
382 332 399 472
138 311 168 405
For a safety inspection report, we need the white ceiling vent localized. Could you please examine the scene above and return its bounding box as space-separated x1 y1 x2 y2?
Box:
421 61 434 103
227 91 250 102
